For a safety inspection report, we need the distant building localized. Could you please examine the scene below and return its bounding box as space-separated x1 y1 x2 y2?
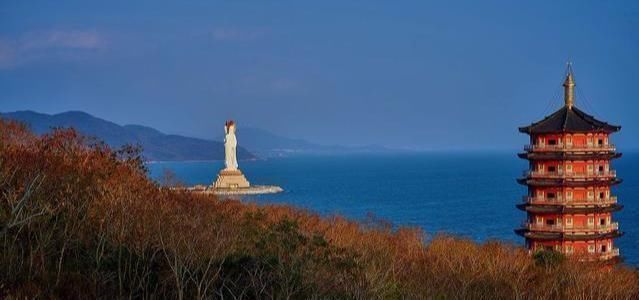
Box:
516 68 622 262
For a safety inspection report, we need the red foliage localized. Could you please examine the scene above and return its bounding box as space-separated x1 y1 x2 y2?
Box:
1 118 638 299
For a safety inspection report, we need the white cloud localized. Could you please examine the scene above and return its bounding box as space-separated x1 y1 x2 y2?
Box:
0 29 107 69
210 27 264 41
21 30 106 50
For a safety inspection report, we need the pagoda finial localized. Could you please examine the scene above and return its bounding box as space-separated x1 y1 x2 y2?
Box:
563 62 575 109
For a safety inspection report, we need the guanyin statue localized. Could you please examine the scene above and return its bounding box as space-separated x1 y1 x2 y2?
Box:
223 120 239 170
212 119 281 194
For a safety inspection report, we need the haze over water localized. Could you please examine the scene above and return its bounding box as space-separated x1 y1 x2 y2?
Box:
149 152 639 266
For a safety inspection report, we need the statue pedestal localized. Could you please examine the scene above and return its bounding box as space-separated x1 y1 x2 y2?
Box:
214 169 250 189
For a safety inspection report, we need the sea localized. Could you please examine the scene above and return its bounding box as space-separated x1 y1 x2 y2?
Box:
147 152 639 267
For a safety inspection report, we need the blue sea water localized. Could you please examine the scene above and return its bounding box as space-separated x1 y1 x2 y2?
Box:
147 152 639 266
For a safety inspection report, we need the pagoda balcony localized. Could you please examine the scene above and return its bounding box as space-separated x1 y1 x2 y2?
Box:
527 248 620 261
523 196 617 205
518 203 623 214
523 170 616 179
548 248 621 262
522 222 619 233
524 144 616 152
517 177 622 187
515 227 623 241
518 151 622 161
597 248 621 261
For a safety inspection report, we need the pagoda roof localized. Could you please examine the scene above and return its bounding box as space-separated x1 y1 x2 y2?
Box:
519 106 621 134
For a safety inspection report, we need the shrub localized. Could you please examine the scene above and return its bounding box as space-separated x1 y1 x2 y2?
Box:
533 249 565 267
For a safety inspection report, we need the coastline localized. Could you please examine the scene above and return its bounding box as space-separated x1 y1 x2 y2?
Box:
145 158 259 164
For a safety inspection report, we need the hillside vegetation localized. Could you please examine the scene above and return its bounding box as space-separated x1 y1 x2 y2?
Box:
1 118 638 299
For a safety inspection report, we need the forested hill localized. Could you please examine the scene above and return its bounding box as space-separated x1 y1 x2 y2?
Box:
0 110 255 161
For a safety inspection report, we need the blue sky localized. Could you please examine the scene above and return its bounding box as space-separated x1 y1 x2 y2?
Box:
1 1 638 150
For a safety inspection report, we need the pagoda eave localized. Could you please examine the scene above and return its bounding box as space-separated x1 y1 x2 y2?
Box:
517 178 622 187
518 152 622 160
516 203 623 214
519 128 620 135
515 230 624 241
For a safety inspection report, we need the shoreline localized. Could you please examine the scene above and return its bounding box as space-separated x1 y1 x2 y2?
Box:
175 185 284 196
146 158 259 164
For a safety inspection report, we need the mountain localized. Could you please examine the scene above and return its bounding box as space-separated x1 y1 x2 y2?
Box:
218 126 396 157
0 111 255 161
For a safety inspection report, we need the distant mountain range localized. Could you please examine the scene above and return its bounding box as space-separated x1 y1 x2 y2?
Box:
221 127 396 157
1 110 397 161
0 111 254 161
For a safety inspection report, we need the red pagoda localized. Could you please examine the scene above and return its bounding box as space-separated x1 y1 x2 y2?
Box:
516 69 623 262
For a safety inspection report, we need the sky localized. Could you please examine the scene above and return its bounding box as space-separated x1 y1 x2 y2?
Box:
1 1 638 150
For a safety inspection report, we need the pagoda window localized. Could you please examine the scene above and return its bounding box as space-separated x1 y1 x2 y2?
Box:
548 139 557 145
548 166 556 173
601 245 607 253
600 218 606 226
565 217 573 227
588 217 594 226
566 245 574 254
599 192 605 199
546 219 556 226
547 192 556 199
588 245 595 253
598 138 604 145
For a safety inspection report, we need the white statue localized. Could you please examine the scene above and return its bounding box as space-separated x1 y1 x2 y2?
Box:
223 120 238 170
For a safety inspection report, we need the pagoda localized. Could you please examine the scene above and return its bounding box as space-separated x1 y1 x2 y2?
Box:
516 68 623 262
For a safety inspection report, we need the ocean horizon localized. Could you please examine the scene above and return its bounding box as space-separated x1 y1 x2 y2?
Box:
148 151 639 267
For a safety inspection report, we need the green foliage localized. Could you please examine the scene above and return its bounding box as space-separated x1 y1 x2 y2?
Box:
533 249 566 267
